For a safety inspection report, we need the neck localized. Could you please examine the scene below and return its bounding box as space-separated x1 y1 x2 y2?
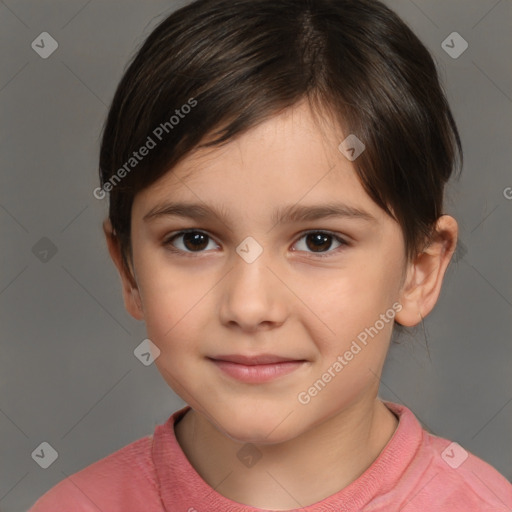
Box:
174 397 398 510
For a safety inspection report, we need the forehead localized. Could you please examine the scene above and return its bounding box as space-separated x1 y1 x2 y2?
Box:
133 102 383 222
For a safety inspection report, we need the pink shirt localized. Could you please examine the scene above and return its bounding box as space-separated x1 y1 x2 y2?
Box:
29 401 512 511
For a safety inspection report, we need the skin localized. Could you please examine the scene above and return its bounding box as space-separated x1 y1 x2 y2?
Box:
104 101 457 509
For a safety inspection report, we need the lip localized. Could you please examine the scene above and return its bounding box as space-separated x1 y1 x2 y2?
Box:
210 354 303 365
208 354 307 383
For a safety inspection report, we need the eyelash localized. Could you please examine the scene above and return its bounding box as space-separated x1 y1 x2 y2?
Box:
162 229 349 259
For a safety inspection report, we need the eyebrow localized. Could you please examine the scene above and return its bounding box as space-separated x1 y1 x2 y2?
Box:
143 201 376 225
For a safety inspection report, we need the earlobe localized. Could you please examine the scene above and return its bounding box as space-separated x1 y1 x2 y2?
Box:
395 215 458 327
102 219 145 321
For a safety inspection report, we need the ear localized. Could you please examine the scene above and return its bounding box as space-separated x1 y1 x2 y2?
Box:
395 215 458 327
103 219 144 321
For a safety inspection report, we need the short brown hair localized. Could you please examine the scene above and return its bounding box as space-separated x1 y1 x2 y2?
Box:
99 0 462 273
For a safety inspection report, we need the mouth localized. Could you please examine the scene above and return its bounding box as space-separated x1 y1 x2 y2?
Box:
207 354 308 383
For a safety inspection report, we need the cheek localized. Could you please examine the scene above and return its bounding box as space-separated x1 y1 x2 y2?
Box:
318 262 397 315
143 291 205 358
132 253 205 351
306 261 401 355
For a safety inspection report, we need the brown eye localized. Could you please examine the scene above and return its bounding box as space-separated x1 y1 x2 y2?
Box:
293 231 347 257
165 231 218 253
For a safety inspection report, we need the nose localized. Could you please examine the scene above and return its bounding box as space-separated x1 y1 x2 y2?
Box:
219 246 288 332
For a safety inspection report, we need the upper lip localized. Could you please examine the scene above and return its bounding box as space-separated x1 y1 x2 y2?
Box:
208 354 305 365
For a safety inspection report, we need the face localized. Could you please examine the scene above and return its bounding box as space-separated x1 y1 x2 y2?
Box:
127 102 409 444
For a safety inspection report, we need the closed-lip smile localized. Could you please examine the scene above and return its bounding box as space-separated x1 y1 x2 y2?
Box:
207 354 308 383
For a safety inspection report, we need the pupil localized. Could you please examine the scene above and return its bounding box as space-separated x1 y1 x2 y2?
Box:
307 233 330 252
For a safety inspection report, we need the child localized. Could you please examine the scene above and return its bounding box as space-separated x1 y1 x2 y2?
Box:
30 0 512 510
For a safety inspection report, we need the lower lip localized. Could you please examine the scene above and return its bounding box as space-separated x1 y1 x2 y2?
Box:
210 359 306 383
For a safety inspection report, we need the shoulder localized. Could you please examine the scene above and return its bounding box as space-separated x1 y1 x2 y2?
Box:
412 430 512 510
383 402 512 511
28 435 161 512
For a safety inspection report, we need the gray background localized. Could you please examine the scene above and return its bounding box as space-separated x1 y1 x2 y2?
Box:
1 1 511 510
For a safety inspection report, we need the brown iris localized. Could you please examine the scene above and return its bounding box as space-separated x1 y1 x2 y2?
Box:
182 232 209 251
305 233 332 252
